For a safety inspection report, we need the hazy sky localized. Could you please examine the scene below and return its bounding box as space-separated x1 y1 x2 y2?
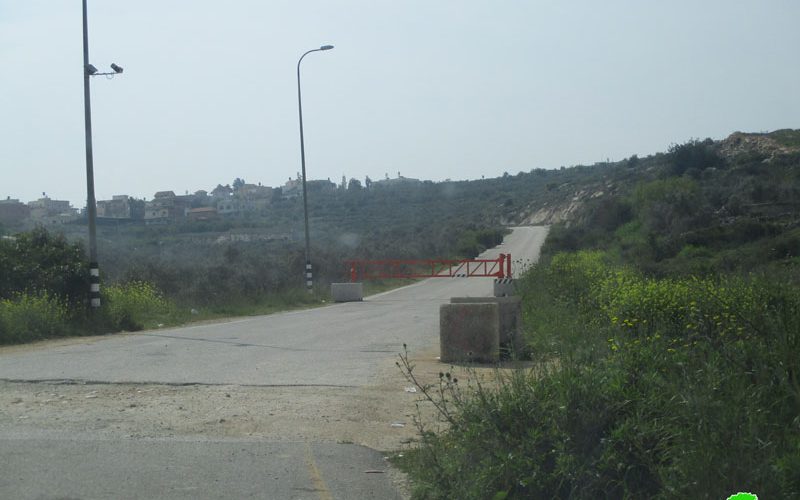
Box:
2 1 799 207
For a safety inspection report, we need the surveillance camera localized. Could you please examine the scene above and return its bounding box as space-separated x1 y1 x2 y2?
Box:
110 63 123 74
86 64 98 75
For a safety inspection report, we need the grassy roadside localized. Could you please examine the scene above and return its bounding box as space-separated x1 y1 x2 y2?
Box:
394 252 800 499
1 277 420 345
134 278 420 329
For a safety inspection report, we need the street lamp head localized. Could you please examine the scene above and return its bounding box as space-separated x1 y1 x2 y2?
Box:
320 45 334 51
86 64 99 75
110 63 123 74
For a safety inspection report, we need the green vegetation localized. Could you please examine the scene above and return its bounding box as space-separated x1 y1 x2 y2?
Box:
768 129 800 148
5 129 800 496
399 253 800 499
0 228 335 343
82 180 527 315
0 178 518 343
545 136 800 277
0 228 187 343
0 228 83 343
456 228 509 259
102 281 176 332
0 227 89 306
0 292 71 344
398 135 800 499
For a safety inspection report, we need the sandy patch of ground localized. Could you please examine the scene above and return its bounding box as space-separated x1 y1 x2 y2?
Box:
0 342 537 499
0 347 481 449
0 343 537 450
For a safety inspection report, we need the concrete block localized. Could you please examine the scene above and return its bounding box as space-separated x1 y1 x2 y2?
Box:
440 303 499 363
331 282 363 302
494 278 516 297
451 297 524 357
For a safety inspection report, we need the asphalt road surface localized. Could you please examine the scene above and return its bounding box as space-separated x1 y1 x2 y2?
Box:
0 226 548 499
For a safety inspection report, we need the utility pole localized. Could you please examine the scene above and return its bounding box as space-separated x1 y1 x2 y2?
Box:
81 0 123 308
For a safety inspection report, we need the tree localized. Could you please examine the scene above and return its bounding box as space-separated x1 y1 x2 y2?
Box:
0 227 89 305
667 139 723 176
348 178 363 190
233 178 246 191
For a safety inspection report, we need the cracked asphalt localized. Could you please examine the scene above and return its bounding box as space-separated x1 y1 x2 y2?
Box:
0 226 547 499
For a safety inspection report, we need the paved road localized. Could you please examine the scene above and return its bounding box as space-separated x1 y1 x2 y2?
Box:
0 432 399 500
0 226 546 387
0 226 548 499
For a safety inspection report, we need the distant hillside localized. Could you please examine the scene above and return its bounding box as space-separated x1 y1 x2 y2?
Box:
7 128 799 304
720 129 800 158
513 129 800 226
542 128 800 276
402 130 800 500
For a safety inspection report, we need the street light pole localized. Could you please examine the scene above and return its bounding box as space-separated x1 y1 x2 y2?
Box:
82 0 100 308
81 0 123 309
297 44 333 292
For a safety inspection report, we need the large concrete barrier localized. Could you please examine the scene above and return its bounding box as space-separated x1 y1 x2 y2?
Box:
450 296 524 358
331 283 363 302
439 303 499 363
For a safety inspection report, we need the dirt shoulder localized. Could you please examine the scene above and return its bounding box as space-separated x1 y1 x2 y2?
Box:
0 342 534 499
0 347 452 451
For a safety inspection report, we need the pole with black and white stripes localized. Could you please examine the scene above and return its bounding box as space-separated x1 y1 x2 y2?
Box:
296 44 334 293
82 0 101 308
305 261 313 291
82 0 123 308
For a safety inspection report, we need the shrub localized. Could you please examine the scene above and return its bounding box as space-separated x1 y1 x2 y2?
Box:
0 227 89 305
102 281 173 331
667 138 723 176
0 292 71 344
546 250 612 307
400 255 800 499
456 228 510 259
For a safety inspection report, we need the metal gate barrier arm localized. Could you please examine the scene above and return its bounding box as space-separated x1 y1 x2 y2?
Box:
345 253 512 282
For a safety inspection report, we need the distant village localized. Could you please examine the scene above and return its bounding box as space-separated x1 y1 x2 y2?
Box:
0 173 421 228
